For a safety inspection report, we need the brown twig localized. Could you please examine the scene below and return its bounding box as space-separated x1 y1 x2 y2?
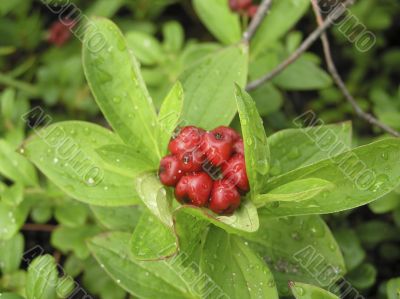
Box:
22 223 57 232
246 0 355 91
310 0 400 137
242 0 273 43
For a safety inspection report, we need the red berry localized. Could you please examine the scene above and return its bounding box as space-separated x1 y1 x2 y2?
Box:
201 127 234 166
168 126 205 155
221 154 249 192
48 18 75 47
233 138 244 156
159 155 183 186
247 5 259 18
178 150 205 173
229 0 252 11
209 180 241 215
215 126 241 142
175 173 213 207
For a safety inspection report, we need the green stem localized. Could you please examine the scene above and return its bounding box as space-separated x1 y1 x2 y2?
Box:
0 72 39 96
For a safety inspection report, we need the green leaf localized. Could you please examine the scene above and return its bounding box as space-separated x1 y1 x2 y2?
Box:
96 144 156 178
125 31 164 65
268 122 352 177
290 282 339 299
200 227 279 299
135 173 173 227
347 263 377 290
131 211 177 260
88 232 200 299
0 293 25 299
2 183 24 206
82 17 160 161
175 199 259 233
387 277 400 299
250 83 283 116
1 88 15 120
0 139 38 186
369 191 400 214
26 255 58 299
162 21 184 53
255 178 334 205
158 82 184 156
243 213 345 295
180 44 248 129
0 201 29 240
235 85 270 196
260 138 400 217
333 229 365 271
51 225 101 260
0 233 24 274
273 57 332 90
251 0 310 57
193 0 241 45
24 121 140 206
54 199 89 228
91 205 142 231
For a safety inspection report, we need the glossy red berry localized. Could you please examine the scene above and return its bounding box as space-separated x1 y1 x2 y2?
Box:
175 173 213 207
209 180 241 215
178 150 205 172
221 154 249 192
247 4 259 18
215 126 241 142
229 0 252 11
159 155 183 186
201 127 234 166
233 138 244 156
168 126 205 155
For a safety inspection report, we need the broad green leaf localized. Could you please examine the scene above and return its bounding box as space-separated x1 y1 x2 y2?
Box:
273 57 332 90
82 257 126 299
290 282 339 299
24 121 141 206
243 213 345 295
82 17 160 161
96 144 156 178
91 205 142 231
193 0 241 45
2 183 24 206
135 173 173 227
347 263 377 290
387 277 400 299
88 232 200 299
131 212 177 260
0 233 24 274
158 82 184 155
31 204 52 224
26 255 58 299
180 44 248 129
251 0 310 57
260 138 400 217
0 270 26 294
200 227 279 299
250 83 283 116
175 199 259 233
51 225 101 260
54 199 89 228
255 178 334 205
268 122 352 177
125 31 164 65
333 229 365 271
0 139 38 186
86 0 125 17
356 221 400 246
0 200 29 240
235 85 269 196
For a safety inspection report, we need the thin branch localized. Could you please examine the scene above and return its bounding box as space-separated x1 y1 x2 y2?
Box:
311 0 400 137
246 0 355 91
242 0 273 43
22 223 57 232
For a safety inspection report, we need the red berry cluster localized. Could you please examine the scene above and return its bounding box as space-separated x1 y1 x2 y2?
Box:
229 0 259 18
159 126 249 215
48 18 76 47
